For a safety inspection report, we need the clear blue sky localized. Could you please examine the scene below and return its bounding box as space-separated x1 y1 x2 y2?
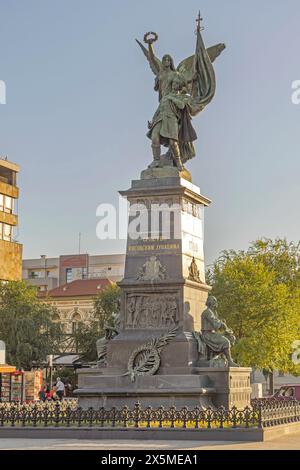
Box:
1 0 300 266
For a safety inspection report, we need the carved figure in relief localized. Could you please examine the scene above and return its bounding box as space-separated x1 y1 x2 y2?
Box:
137 256 166 282
126 294 178 329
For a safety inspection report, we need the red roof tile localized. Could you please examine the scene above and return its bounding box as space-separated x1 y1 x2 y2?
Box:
46 279 113 298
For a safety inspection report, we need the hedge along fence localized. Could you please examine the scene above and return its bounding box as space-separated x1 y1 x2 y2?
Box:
0 400 299 429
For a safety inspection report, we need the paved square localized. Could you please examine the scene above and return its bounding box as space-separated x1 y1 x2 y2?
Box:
0 432 299 450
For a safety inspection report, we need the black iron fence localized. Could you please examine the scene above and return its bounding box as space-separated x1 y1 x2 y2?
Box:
252 399 300 427
0 400 299 429
251 397 295 407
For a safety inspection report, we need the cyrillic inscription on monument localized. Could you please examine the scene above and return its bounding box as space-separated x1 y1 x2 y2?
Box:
128 242 180 252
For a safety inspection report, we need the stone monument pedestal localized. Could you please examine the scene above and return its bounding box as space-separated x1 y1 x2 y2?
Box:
76 171 252 410
76 366 251 410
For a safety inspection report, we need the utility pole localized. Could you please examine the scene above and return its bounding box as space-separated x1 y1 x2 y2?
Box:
40 255 47 291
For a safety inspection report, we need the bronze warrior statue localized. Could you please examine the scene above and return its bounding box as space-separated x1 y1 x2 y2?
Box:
136 14 225 171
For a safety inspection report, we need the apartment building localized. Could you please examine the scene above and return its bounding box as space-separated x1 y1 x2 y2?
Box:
0 158 22 281
23 253 125 291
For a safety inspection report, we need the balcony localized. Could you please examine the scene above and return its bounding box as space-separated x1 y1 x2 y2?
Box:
0 181 19 199
0 211 18 226
25 276 58 291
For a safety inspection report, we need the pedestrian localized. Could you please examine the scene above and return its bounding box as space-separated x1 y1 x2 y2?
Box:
38 385 46 402
55 377 65 400
49 383 57 400
45 386 52 401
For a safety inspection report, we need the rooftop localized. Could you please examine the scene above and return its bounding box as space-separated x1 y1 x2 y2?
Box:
44 278 114 298
0 158 20 173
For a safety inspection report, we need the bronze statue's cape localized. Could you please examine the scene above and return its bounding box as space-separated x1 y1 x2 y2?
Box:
178 26 217 163
178 107 198 163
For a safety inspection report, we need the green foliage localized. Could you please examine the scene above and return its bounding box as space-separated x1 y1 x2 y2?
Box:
72 321 102 362
53 367 76 386
0 281 62 370
248 239 300 287
208 238 300 374
72 284 121 362
93 283 121 330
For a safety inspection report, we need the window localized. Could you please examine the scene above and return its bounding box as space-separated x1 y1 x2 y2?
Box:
66 268 73 283
0 223 12 241
29 271 42 279
0 194 13 214
4 196 13 214
3 224 11 241
72 311 81 322
72 311 81 333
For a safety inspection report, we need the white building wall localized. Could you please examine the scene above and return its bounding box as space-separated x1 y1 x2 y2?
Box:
23 253 125 288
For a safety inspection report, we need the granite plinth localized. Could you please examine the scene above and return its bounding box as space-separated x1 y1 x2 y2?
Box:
75 367 252 410
75 373 216 409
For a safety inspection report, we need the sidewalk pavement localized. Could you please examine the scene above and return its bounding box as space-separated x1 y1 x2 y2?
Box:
0 432 299 450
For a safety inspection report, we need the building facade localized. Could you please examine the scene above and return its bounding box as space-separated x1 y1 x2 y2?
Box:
23 253 125 292
0 158 22 281
43 278 113 335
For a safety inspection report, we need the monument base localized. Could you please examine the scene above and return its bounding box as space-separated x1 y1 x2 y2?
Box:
75 174 252 412
75 367 252 410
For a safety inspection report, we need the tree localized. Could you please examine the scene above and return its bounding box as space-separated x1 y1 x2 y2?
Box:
0 281 62 370
248 239 300 287
72 284 121 362
208 238 300 385
53 367 76 388
71 321 102 362
93 283 121 330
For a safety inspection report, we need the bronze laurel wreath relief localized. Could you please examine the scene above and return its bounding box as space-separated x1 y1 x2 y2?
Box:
124 327 178 382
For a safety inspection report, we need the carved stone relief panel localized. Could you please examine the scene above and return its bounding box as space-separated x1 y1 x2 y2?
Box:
125 293 179 329
137 256 166 281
